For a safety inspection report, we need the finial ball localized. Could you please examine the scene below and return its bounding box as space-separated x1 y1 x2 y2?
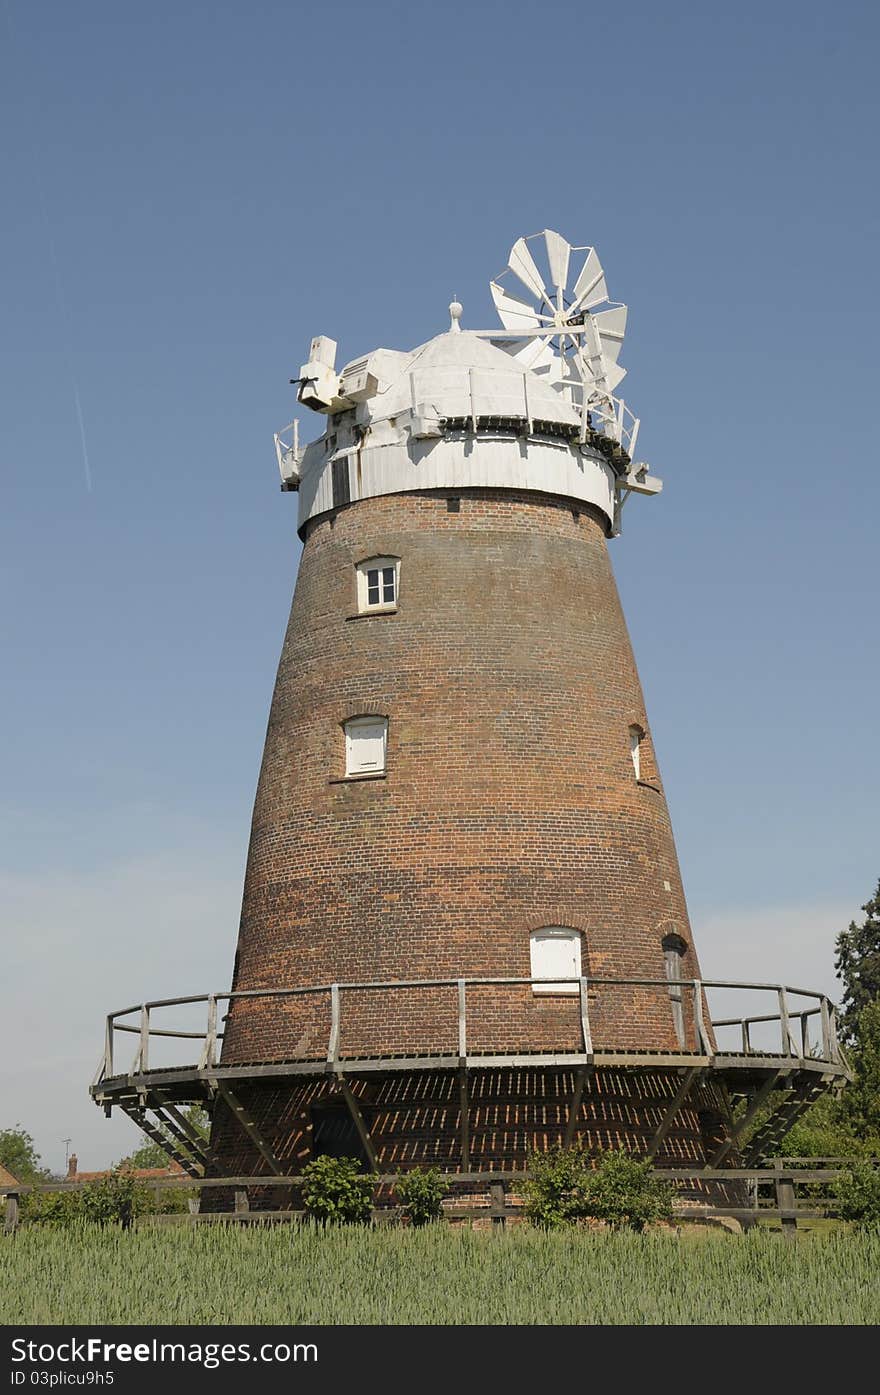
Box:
449 297 463 332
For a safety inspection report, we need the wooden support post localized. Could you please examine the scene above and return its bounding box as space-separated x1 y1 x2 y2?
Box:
778 988 794 1057
327 984 340 1067
216 1082 285 1176
199 997 218 1070
692 980 709 1054
4 1193 19 1235
340 1081 378 1173
458 1068 470 1171
774 1161 797 1241
104 1016 114 1079
800 1013 810 1057
563 1066 590 1149
820 997 832 1061
579 977 593 1056
457 979 467 1061
646 1067 700 1161
489 1181 507 1228
138 1006 150 1074
234 1188 250 1217
710 1072 782 1167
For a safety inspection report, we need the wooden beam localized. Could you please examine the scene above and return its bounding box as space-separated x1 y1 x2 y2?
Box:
153 1091 211 1162
215 1082 285 1176
339 1081 378 1172
458 1068 470 1170
123 1107 202 1178
563 1066 591 1149
710 1072 782 1167
646 1067 701 1161
146 1101 207 1171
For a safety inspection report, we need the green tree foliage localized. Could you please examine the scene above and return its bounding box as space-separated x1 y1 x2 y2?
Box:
0 1128 49 1184
300 1156 374 1224
24 1172 150 1228
835 880 880 1045
838 1000 880 1138
394 1167 444 1226
836 1162 880 1231
524 1146 674 1232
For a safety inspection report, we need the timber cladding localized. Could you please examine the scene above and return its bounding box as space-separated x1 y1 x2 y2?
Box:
213 486 715 1170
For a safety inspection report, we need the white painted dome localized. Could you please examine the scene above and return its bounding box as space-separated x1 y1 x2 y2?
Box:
289 325 622 535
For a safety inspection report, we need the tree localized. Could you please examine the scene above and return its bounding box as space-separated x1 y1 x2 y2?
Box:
838 999 880 1139
835 880 880 1045
0 1127 49 1184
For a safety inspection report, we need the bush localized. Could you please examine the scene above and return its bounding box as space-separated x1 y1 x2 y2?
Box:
395 1168 444 1226
837 1163 880 1231
300 1156 374 1225
23 1172 149 1229
524 1147 674 1232
523 1145 595 1230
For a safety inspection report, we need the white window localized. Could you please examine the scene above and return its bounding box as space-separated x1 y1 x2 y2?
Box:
629 725 643 780
529 928 582 995
344 716 388 776
356 557 399 613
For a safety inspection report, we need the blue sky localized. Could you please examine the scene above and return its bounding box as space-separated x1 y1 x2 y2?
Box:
2 0 878 1171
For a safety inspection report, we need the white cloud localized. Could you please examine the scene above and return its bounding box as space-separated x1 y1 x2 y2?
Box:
693 899 856 999
0 836 242 1174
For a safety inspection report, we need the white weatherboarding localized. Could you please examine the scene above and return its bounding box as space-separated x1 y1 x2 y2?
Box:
274 230 662 537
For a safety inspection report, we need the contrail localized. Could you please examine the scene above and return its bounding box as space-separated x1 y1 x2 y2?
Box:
73 387 93 494
4 0 94 492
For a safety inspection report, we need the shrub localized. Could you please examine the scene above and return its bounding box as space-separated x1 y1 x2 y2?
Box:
837 1163 880 1231
300 1156 374 1225
524 1146 674 1232
523 1145 595 1230
21 1191 82 1227
80 1174 148 1228
22 1172 149 1229
395 1168 444 1226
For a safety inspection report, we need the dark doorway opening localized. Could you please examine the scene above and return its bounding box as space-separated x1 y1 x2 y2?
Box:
311 1101 369 1169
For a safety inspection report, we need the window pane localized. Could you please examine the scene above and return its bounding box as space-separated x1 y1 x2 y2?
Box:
367 582 380 605
382 568 395 602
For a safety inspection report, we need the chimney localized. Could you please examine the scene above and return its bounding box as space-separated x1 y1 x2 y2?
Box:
66 1153 78 1180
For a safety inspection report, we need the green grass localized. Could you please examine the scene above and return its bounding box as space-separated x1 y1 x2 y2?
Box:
3 1223 879 1325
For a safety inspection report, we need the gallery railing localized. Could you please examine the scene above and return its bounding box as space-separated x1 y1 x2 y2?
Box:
93 976 845 1084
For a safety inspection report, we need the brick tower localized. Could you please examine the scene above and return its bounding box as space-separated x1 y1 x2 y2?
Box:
210 232 728 1178
92 232 848 1192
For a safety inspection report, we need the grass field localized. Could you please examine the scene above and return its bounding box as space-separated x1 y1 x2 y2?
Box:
2 1223 879 1325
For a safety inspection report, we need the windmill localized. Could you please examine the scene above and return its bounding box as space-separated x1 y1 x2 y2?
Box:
91 227 849 1203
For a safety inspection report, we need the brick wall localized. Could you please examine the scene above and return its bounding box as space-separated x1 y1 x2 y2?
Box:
212 486 715 1171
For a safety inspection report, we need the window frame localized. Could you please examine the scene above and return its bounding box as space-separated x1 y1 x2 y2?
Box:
343 715 388 778
355 556 400 614
529 927 583 996
662 932 688 1049
629 724 644 781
